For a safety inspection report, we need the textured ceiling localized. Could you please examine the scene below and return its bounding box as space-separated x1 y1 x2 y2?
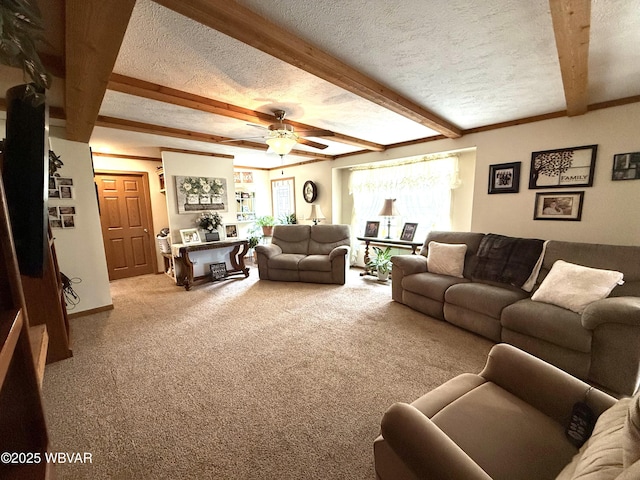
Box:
61 0 640 167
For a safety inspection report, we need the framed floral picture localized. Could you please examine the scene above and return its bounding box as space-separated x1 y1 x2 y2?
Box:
175 176 228 214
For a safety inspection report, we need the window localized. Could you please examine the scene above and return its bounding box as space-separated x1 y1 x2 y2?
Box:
271 177 295 220
349 155 460 242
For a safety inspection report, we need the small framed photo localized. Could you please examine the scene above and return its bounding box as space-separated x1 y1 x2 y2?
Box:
48 207 59 218
61 215 76 228
59 185 73 199
180 228 202 244
400 223 418 241
50 219 62 229
49 189 60 199
225 224 238 239
364 221 380 238
488 162 521 194
529 144 597 189
612 152 640 180
58 206 76 215
56 177 74 186
533 191 584 221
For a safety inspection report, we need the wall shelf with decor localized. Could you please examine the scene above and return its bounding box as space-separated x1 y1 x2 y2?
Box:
235 191 256 221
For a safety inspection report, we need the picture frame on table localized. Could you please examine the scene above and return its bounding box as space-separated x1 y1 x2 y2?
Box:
529 144 597 189
364 221 380 238
400 223 418 241
225 224 238 239
533 191 584 221
180 228 202 244
488 162 520 194
612 152 640 180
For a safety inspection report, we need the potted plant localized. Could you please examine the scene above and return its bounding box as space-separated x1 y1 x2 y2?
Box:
246 223 262 262
256 215 276 236
195 211 222 241
366 246 393 282
279 213 297 225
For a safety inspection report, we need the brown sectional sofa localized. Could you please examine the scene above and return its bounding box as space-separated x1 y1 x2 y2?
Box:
255 224 351 284
391 231 640 396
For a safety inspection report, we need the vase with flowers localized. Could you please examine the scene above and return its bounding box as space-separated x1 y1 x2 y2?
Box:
196 211 222 241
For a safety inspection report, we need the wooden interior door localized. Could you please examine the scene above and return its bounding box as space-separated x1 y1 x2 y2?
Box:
96 172 156 280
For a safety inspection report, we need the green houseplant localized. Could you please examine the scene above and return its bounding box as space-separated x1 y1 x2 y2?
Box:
366 246 393 281
256 215 276 236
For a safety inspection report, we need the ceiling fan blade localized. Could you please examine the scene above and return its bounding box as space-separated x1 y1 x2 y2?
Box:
246 123 267 130
297 137 329 150
219 136 265 143
295 129 334 137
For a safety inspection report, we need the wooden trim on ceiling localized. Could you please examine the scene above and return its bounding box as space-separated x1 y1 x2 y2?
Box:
95 116 333 160
160 148 234 159
151 0 462 138
107 74 385 152
549 0 591 116
92 152 162 162
65 0 136 142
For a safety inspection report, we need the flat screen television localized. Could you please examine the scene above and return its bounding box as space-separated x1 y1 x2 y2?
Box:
2 84 49 277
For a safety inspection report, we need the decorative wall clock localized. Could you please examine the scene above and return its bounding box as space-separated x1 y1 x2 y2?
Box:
303 180 317 203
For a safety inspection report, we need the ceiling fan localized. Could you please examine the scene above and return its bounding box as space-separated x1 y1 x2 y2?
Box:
230 110 334 157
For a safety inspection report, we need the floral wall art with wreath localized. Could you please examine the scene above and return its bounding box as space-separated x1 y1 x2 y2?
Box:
174 175 228 213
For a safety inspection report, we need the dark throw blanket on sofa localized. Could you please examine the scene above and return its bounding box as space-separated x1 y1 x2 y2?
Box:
472 234 545 288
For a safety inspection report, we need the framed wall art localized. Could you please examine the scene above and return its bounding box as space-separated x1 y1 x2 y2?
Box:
612 152 640 180
400 223 418 241
529 145 597 189
225 224 238 239
533 191 584 221
488 162 520 194
175 176 228 214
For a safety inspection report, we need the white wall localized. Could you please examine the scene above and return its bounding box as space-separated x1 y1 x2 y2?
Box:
162 151 237 277
91 154 168 273
48 133 112 314
333 102 640 246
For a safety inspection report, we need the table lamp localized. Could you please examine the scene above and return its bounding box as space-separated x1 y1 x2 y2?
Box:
379 198 399 239
306 204 326 225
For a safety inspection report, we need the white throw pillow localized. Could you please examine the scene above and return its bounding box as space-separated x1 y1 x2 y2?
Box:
426 241 467 278
531 260 624 314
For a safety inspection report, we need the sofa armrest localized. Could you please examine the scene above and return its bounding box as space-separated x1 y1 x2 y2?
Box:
582 297 640 329
380 402 492 480
480 344 616 424
329 245 350 260
255 243 282 258
391 254 428 275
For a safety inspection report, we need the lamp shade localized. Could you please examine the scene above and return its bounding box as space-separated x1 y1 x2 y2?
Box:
378 198 399 217
306 204 326 222
265 133 298 156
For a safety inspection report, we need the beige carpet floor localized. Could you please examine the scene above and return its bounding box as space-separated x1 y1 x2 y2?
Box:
42 267 493 479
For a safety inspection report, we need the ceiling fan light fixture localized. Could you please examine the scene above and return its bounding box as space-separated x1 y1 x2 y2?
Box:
265 131 298 156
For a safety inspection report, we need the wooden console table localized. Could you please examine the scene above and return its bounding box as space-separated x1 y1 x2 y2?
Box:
356 236 423 276
172 239 250 290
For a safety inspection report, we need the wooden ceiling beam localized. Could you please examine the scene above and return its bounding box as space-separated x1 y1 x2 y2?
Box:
151 0 461 138
65 0 136 142
160 148 234 159
94 116 333 160
549 0 591 116
108 74 385 152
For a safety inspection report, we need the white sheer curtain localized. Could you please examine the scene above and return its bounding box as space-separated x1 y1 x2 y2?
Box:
349 155 460 256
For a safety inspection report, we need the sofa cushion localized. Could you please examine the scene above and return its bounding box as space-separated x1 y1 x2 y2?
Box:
298 254 332 272
426 241 467 278
268 253 306 270
271 225 311 254
431 382 577 480
445 282 528 319
501 299 592 353
623 393 640 467
402 271 469 302
532 260 624 314
555 398 630 480
308 224 350 255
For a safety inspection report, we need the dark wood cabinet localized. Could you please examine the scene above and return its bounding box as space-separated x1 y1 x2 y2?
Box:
0 170 54 479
